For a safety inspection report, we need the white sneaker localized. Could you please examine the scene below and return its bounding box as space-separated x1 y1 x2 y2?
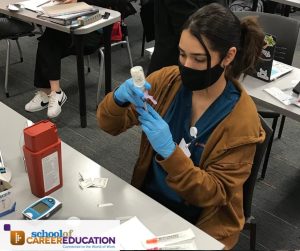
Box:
47 90 67 118
25 91 49 112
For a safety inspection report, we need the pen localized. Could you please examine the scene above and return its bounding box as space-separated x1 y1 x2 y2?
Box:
145 229 195 246
37 0 51 7
146 233 180 244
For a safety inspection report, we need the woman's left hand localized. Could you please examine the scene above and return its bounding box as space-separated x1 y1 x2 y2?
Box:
137 104 175 159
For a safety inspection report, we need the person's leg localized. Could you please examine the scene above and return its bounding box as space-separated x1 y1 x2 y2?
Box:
47 31 102 118
26 29 103 117
26 28 72 117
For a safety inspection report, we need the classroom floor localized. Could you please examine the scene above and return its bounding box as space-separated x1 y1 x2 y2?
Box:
0 4 300 250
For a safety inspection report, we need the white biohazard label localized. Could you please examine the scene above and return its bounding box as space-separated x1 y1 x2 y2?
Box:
42 151 60 193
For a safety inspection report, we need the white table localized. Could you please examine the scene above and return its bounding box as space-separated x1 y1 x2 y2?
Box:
242 66 300 122
0 102 224 250
0 0 121 128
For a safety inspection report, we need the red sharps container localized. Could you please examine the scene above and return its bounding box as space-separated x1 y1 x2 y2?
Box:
23 120 63 197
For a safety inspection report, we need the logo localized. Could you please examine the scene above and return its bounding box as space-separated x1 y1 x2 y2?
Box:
257 68 269 80
40 101 48 107
10 231 25 245
261 49 271 58
4 224 25 245
58 94 65 106
2 220 119 250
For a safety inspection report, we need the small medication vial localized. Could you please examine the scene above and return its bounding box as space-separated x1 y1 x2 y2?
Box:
130 66 146 91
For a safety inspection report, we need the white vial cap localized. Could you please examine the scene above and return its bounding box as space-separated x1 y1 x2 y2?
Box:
131 66 146 89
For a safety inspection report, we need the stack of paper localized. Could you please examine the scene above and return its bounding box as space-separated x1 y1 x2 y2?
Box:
42 2 94 17
264 87 296 105
19 0 60 12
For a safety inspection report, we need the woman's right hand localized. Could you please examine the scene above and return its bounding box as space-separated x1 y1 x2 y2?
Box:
114 79 151 107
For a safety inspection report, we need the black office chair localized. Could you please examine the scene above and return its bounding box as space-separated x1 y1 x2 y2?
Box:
243 116 272 250
0 16 35 97
234 11 300 179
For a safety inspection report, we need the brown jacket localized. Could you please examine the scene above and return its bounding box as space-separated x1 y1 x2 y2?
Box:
97 66 265 249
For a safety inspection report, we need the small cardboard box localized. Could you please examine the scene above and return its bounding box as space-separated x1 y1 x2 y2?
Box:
0 181 16 217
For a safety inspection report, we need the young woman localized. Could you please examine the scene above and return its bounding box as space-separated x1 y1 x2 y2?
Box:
97 3 265 249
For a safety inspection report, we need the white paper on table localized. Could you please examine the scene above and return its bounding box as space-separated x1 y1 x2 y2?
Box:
19 0 60 12
108 216 155 250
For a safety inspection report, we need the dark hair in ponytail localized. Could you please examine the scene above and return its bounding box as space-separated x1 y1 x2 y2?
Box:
182 3 265 80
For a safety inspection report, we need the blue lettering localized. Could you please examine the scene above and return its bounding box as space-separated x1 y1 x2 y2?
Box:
30 229 64 238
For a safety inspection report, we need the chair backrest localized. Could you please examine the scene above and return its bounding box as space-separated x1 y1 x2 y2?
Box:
243 116 272 218
234 11 300 65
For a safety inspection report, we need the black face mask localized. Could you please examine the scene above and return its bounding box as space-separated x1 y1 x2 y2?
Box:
178 62 224 91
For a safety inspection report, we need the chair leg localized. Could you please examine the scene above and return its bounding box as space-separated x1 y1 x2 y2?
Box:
125 36 133 68
250 222 257 250
260 116 278 180
86 55 91 73
277 115 286 139
5 40 11 98
15 39 23 63
141 31 146 57
97 48 105 105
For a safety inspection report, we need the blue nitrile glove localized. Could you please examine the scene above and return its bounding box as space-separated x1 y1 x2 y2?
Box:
114 79 151 107
137 104 175 159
